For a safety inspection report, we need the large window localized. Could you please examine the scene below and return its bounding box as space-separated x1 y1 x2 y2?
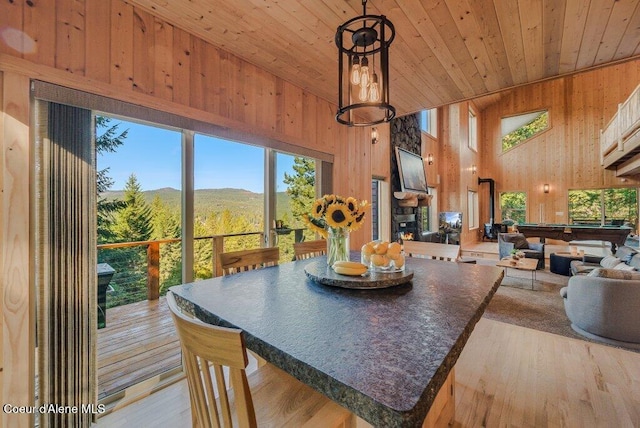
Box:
501 110 549 151
568 188 638 230
500 191 527 224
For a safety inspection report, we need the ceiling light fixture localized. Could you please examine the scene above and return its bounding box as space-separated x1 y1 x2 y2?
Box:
335 0 395 126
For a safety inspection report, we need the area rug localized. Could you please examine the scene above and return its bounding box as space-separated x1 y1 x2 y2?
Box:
475 259 640 354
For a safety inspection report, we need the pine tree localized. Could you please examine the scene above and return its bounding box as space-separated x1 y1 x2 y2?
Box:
112 174 153 243
96 116 128 243
283 157 315 223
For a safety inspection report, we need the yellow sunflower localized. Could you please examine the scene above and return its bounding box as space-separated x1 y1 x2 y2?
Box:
323 194 337 205
325 203 353 229
350 210 366 231
311 199 326 219
345 197 358 214
302 214 328 238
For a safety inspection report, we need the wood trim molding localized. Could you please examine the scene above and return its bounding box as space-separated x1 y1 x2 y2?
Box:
0 54 334 163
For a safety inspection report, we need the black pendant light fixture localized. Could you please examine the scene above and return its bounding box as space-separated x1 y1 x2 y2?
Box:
335 0 396 126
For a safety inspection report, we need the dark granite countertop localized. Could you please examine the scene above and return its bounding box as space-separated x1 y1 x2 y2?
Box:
170 252 504 427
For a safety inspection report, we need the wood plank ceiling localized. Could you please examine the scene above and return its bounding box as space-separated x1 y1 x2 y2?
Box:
128 0 640 116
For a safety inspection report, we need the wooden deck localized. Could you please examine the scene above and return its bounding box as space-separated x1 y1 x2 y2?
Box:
97 296 181 400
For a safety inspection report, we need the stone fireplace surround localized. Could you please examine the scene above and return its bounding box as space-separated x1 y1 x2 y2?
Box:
390 113 435 242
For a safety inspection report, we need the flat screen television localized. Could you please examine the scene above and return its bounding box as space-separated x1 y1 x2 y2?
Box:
395 147 429 194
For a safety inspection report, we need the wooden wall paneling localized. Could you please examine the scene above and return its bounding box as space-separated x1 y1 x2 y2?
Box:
218 51 243 120
2 72 33 428
23 0 56 67
371 123 390 179
154 17 174 101
110 0 134 90
218 50 236 118
205 44 222 116
239 61 257 127
55 0 86 75
302 91 318 146
0 0 24 56
132 7 156 95
85 0 112 82
254 67 277 132
172 27 191 106
0 70 3 420
332 125 371 248
480 61 640 226
188 36 206 111
315 100 336 154
283 81 303 140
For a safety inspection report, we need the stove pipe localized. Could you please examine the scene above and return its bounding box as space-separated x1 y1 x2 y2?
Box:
478 178 495 224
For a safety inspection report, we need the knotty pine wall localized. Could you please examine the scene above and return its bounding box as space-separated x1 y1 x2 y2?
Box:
439 101 482 246
0 1 382 425
479 60 640 227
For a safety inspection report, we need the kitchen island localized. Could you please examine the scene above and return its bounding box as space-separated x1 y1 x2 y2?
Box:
170 253 504 427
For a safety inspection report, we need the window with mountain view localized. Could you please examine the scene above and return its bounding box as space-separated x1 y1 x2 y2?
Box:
501 110 549 151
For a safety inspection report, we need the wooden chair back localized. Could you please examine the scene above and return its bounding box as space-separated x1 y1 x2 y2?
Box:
167 291 353 427
293 239 327 260
403 241 461 262
166 291 256 428
219 247 279 276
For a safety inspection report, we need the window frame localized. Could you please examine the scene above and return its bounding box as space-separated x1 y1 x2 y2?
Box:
468 107 477 152
499 191 527 224
500 109 550 152
468 190 479 230
420 108 438 138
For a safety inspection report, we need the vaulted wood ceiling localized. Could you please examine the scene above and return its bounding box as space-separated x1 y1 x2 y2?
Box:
128 0 640 116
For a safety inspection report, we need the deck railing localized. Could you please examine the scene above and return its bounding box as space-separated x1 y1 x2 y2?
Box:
98 231 265 304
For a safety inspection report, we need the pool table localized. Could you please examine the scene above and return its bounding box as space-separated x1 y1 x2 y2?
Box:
515 223 632 251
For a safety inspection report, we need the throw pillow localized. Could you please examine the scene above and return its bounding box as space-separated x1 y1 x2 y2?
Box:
505 235 529 249
615 246 637 264
614 263 636 271
587 268 640 280
600 255 622 268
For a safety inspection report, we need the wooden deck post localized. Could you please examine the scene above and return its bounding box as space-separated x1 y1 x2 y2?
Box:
147 242 160 300
212 236 224 277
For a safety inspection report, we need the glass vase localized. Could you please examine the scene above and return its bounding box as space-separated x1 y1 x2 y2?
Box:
327 228 350 267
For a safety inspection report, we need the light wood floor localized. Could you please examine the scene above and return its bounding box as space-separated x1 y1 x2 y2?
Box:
97 297 181 400
95 318 640 427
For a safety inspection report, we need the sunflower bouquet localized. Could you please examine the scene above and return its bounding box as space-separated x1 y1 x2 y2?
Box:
302 194 369 266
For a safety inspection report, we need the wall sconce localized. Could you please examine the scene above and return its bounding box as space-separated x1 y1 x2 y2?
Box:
371 127 379 144
471 164 477 174
543 184 550 193
427 153 434 165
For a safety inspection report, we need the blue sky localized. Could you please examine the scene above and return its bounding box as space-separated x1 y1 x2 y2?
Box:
97 118 295 193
